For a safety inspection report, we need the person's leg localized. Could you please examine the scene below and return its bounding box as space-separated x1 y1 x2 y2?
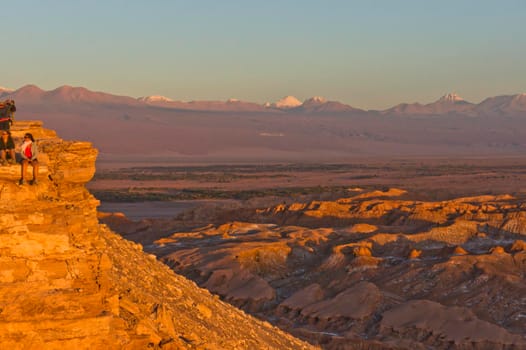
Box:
8 149 16 164
0 150 6 165
20 160 28 184
32 161 39 183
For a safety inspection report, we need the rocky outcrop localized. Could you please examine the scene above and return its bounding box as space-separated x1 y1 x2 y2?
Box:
142 188 526 349
380 300 524 349
0 121 313 349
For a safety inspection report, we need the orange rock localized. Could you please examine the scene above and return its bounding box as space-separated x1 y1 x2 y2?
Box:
510 240 526 252
490 246 506 254
408 249 422 259
350 223 378 234
453 246 469 255
353 246 373 257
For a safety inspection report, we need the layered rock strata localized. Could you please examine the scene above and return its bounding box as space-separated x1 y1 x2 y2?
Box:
0 121 313 349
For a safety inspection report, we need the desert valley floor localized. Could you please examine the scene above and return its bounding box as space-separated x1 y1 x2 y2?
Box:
90 157 526 220
89 158 526 349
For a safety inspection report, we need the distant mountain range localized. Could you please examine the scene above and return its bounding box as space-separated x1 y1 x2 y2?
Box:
2 84 525 116
2 84 526 162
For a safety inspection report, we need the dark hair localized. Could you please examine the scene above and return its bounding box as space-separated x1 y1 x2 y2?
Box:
24 133 35 142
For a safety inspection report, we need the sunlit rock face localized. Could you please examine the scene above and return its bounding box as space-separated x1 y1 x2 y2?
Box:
0 121 313 350
146 189 526 349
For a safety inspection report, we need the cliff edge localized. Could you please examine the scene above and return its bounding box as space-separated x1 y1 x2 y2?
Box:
0 121 314 349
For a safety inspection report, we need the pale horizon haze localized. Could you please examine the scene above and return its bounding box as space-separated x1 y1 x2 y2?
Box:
2 0 525 109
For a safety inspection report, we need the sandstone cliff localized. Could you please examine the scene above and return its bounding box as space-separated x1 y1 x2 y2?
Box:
0 121 314 349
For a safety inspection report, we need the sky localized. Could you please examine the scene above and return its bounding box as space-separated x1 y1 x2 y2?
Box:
1 0 525 109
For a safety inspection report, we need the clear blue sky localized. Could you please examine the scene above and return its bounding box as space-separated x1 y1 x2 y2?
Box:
2 0 525 109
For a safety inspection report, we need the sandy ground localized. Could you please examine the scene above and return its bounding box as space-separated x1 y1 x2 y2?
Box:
89 157 526 221
98 200 237 220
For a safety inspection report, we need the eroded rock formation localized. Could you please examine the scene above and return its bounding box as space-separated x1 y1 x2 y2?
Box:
0 121 313 349
147 188 526 349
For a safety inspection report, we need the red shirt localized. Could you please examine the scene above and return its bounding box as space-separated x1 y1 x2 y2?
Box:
24 144 32 159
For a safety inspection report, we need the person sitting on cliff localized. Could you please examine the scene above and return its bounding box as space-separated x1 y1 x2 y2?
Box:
0 100 16 131
0 130 16 165
19 133 39 185
8 100 16 121
0 101 10 131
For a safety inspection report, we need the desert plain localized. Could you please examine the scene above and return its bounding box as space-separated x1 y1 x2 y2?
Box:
90 156 526 221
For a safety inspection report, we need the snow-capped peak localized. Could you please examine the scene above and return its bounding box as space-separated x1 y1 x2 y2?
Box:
0 86 13 93
272 96 302 109
138 95 174 103
511 93 526 102
304 96 327 104
438 93 464 103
